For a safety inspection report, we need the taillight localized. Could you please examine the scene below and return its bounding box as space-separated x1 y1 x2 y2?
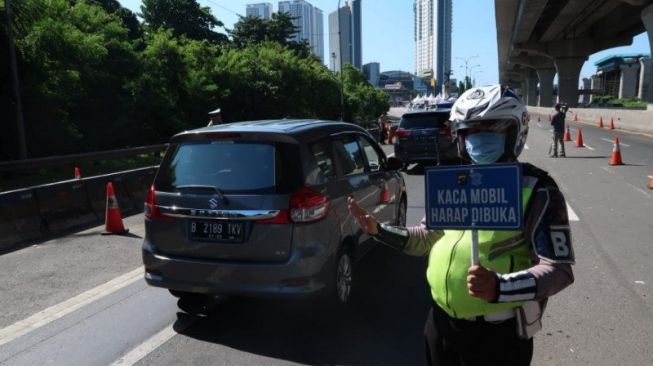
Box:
290 187 329 223
395 128 411 138
144 185 172 221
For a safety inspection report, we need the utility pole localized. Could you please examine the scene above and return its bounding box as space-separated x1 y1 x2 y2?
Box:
5 0 27 159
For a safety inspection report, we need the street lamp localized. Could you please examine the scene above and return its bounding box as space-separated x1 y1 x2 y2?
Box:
456 55 479 90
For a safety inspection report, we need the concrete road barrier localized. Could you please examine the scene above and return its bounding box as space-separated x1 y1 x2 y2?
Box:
34 180 98 233
1 167 158 251
0 188 42 251
123 167 157 209
85 173 137 221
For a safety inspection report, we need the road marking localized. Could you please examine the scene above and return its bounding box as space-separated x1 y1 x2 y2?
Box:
566 203 579 221
524 144 529 150
582 144 594 150
0 267 143 347
600 137 630 147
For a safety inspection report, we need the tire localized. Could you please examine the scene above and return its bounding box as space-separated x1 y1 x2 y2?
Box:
396 197 407 227
332 247 354 306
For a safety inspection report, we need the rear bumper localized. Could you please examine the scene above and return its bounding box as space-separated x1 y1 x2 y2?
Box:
142 241 332 298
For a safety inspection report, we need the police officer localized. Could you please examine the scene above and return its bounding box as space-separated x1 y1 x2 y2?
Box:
207 108 223 126
348 85 575 366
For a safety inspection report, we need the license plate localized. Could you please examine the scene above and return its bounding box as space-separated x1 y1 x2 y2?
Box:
188 220 244 243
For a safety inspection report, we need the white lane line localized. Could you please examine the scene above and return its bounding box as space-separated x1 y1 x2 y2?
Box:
582 144 594 150
110 324 176 365
110 313 196 366
566 203 579 221
0 267 143 347
600 137 630 147
524 144 530 150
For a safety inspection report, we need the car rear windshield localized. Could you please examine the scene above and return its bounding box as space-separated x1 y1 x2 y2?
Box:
155 140 301 194
401 114 450 129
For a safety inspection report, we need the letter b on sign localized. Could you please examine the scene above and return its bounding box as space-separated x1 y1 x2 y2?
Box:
550 231 569 257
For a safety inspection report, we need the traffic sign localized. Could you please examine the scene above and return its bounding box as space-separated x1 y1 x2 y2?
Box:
425 163 523 230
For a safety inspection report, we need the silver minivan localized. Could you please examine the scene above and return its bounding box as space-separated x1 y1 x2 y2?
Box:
142 119 407 310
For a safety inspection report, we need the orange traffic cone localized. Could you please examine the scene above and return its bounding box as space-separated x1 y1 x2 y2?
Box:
609 137 624 166
563 126 572 141
575 128 584 147
102 182 128 235
648 173 653 189
74 167 81 179
609 117 615 130
573 113 578 122
598 116 604 128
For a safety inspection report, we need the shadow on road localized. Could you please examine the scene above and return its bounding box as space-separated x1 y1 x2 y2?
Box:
175 245 431 366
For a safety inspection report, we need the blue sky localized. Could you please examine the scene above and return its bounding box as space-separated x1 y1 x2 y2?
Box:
119 0 650 86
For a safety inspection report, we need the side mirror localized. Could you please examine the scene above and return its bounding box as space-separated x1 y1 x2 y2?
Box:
385 156 403 171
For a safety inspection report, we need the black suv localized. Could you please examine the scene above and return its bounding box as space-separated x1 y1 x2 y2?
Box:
143 119 407 308
393 110 459 168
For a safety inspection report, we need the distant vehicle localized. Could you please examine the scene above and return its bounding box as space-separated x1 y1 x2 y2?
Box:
394 110 459 168
143 119 407 310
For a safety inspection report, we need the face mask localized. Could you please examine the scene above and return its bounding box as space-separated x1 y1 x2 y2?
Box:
464 132 506 164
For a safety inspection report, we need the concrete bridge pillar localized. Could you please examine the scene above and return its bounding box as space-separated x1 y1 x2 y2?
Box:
642 4 653 109
525 70 538 107
555 57 586 107
536 68 556 107
590 75 603 104
619 63 640 98
638 57 652 101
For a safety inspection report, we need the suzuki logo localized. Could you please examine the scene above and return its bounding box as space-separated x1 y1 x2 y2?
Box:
208 197 219 209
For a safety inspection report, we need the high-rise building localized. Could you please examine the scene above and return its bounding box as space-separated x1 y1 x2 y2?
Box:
351 0 362 69
328 4 352 72
414 0 451 88
278 1 324 62
363 62 380 86
312 7 324 62
246 3 273 19
328 1 362 72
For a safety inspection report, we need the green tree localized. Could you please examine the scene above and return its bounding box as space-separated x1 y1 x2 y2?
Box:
341 64 390 123
140 0 227 44
8 0 139 156
213 42 340 122
229 12 311 57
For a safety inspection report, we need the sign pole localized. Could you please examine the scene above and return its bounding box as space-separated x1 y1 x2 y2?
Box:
471 224 479 266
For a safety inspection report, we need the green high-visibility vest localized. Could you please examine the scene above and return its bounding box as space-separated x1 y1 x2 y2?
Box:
427 187 535 319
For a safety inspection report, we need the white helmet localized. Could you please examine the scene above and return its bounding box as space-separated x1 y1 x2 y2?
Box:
449 85 529 162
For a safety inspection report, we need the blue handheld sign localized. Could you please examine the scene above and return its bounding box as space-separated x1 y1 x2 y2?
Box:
425 163 523 230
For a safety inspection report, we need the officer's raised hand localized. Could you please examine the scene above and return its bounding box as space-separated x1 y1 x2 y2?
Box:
347 196 379 235
467 265 498 302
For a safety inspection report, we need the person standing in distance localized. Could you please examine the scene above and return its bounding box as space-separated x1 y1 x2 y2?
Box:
348 85 575 366
550 103 566 157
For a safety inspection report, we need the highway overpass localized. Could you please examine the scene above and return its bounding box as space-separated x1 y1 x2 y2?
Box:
496 0 653 108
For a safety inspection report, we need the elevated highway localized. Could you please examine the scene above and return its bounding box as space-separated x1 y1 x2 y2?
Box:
496 0 653 108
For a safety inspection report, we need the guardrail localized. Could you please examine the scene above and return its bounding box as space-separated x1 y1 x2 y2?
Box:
0 144 168 173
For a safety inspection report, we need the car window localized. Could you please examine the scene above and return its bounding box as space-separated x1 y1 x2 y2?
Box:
357 136 382 172
400 114 450 129
155 141 301 194
333 136 365 176
305 139 336 185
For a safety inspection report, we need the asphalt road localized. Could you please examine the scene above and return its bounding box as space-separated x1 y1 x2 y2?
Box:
1 114 652 365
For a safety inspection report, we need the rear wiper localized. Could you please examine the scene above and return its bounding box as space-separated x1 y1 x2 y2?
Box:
175 185 229 205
